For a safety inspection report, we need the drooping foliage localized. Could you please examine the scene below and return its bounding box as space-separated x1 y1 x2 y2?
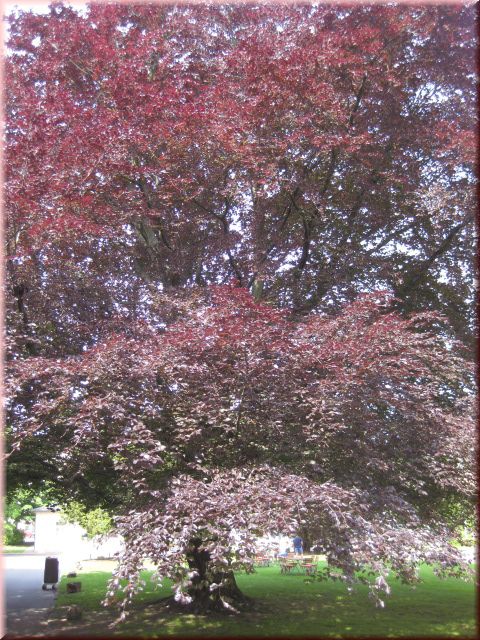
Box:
6 286 475 611
4 1 476 615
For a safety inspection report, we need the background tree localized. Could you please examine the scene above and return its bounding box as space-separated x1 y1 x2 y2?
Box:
3 485 54 545
60 501 112 539
4 1 476 616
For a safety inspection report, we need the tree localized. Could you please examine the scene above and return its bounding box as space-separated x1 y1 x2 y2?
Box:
7 286 475 614
5 3 476 360
60 501 112 539
4 2 476 618
3 486 53 545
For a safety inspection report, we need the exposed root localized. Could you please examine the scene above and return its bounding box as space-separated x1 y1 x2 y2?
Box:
153 592 253 615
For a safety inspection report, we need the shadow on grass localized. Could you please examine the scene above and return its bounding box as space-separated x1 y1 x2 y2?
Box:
52 565 476 638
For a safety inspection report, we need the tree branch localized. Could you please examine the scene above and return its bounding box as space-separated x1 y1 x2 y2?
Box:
136 178 174 251
397 216 474 297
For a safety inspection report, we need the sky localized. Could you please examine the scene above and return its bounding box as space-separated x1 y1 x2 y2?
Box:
3 1 88 42
4 1 85 12
3 0 88 24
5 1 58 15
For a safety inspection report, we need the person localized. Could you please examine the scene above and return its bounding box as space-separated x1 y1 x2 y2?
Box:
292 535 303 554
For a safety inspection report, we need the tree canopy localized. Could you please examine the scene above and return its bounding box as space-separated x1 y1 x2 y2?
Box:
7 285 475 611
6 3 476 356
5 2 476 615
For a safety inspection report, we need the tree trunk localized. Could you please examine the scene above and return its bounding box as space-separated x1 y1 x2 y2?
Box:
184 538 251 613
299 527 313 553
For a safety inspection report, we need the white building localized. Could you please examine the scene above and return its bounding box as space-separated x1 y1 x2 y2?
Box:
32 506 122 559
33 506 62 553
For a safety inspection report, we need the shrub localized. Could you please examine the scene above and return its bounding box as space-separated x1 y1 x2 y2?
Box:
4 522 25 545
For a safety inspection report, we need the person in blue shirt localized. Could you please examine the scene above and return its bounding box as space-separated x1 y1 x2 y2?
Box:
292 535 303 554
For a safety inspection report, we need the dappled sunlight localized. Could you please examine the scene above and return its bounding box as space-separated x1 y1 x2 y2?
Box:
48 564 476 637
5 4 476 638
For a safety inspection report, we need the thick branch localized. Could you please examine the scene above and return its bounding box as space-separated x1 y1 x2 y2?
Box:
190 198 244 285
136 178 174 251
397 216 474 297
348 74 368 128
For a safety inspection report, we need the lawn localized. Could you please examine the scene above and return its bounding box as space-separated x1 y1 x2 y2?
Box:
54 561 476 637
3 544 34 554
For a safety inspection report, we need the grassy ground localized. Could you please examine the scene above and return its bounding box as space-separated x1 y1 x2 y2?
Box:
3 544 34 553
53 561 476 637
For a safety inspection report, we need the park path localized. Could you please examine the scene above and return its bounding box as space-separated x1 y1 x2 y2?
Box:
4 553 61 637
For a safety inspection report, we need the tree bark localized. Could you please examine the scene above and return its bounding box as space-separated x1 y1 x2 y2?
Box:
183 538 251 613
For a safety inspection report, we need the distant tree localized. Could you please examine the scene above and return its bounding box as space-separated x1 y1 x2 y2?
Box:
3 486 51 545
60 501 112 539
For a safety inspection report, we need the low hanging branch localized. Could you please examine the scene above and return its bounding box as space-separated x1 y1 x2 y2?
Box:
6 286 475 616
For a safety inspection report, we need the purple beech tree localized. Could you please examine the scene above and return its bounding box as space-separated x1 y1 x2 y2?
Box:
7 287 475 614
5 3 476 357
4 0 476 619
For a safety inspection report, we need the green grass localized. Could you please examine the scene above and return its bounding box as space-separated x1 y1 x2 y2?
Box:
3 544 34 554
56 563 476 637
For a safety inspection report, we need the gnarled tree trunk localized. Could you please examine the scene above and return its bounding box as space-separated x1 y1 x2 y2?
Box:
184 538 251 613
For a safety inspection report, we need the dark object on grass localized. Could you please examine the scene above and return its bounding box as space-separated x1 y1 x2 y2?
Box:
66 604 82 621
67 582 82 593
42 556 59 590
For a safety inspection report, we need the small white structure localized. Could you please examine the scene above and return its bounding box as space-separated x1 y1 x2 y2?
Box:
33 506 61 553
460 546 476 563
33 506 122 559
